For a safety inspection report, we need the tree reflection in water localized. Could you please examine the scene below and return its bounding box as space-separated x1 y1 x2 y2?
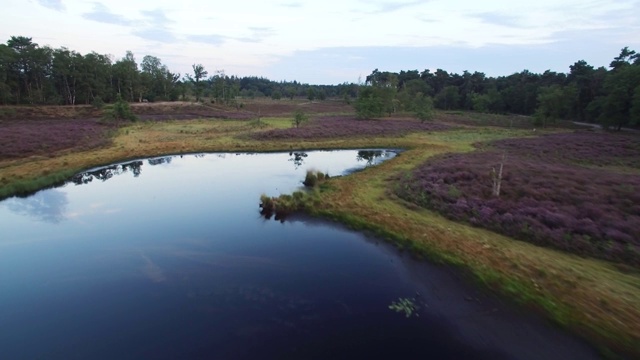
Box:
71 160 143 185
289 152 308 169
356 150 386 166
148 157 173 166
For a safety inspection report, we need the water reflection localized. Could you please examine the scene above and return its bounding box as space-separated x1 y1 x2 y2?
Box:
72 160 142 185
288 152 308 169
356 150 390 166
4 189 68 223
67 150 398 189
148 157 173 166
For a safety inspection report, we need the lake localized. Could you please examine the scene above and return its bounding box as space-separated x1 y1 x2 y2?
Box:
0 150 597 359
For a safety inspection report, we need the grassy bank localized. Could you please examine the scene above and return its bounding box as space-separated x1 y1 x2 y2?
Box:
1 110 639 357
298 137 639 356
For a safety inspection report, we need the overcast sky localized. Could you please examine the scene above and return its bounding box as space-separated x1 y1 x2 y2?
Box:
2 0 639 84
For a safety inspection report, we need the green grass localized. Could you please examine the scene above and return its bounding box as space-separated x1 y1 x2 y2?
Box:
0 168 79 200
259 117 296 129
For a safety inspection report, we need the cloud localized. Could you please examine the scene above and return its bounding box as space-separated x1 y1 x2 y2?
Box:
37 0 65 11
82 3 132 26
416 15 438 23
361 0 426 14
280 2 303 7
141 8 173 26
5 190 68 223
187 34 228 45
132 28 177 43
132 8 177 43
472 12 528 28
237 27 275 43
187 27 275 45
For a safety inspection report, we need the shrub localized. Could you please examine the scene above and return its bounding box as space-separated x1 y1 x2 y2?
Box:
303 171 318 187
104 94 137 122
91 96 105 109
303 170 328 187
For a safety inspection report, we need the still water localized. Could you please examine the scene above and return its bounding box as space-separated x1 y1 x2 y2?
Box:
0 150 597 359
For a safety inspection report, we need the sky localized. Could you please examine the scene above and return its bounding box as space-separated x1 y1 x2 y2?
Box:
2 0 639 84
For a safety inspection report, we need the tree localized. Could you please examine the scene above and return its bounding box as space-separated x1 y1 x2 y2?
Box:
52 47 80 105
190 63 208 102
568 60 596 122
7 36 40 103
113 51 139 102
534 85 570 127
140 55 164 101
307 87 316 101
292 110 308 128
599 65 640 130
81 52 112 103
609 47 639 70
413 92 434 122
0 44 14 104
354 86 384 119
630 85 640 126
434 85 460 110
403 78 432 97
471 92 490 113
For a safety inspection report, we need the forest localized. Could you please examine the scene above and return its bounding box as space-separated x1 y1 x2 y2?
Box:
1 35 639 130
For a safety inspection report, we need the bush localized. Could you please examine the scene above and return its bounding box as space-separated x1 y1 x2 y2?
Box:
104 95 137 122
91 96 105 109
303 170 329 187
303 171 318 187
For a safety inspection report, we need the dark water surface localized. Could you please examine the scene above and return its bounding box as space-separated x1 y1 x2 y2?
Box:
0 150 598 359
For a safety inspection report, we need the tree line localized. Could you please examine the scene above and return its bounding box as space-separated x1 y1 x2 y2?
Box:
356 47 640 129
0 36 346 107
1 35 638 129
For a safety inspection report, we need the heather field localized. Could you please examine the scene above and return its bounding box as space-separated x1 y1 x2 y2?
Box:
438 111 537 129
395 131 640 266
247 116 450 140
0 119 116 160
490 131 640 169
241 99 353 116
